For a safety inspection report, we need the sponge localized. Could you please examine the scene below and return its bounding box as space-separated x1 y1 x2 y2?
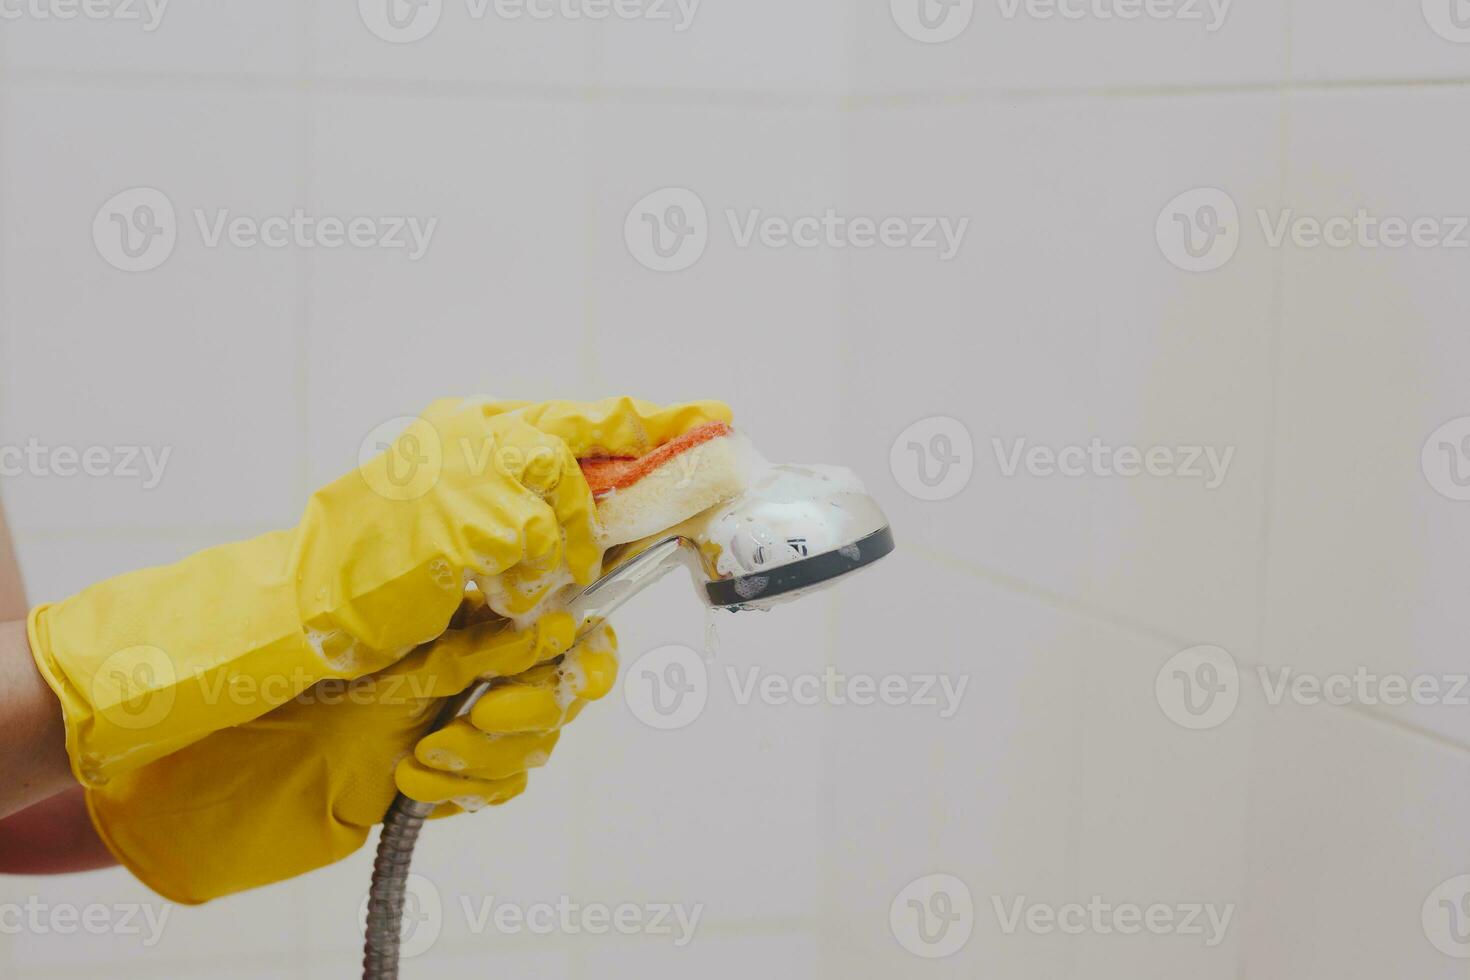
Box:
475 421 752 625
579 421 750 547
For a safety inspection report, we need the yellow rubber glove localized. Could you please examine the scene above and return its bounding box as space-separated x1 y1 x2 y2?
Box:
86 596 618 904
27 396 729 787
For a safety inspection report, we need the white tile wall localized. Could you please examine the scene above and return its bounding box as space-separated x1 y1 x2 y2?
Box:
0 84 306 534
4 863 308 977
584 101 845 459
567 572 832 925
851 0 1289 95
1071 637 1253 979
594 0 849 93
840 95 1283 655
1291 1 1470 82
1260 88 1470 747
2 2 305 77
821 551 1085 977
304 92 593 487
577 932 819 980
2 3 1469 979
310 0 599 88
1238 697 1470 980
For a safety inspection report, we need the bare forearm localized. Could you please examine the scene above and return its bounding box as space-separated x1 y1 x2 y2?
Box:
0 619 74 818
0 496 26 620
0 495 107 871
0 788 113 874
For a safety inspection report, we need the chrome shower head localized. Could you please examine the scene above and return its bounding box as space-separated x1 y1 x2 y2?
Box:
569 462 895 625
680 462 895 610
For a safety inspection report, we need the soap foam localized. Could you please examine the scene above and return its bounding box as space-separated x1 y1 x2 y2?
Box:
474 564 579 633
422 747 467 772
687 461 871 580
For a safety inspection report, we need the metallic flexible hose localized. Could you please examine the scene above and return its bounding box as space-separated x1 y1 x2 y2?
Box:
363 796 436 980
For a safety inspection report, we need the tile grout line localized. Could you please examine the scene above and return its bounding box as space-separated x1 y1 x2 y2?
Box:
294 7 316 513
910 541 1199 649
292 1 315 963
1250 8 1294 707
1238 664 1470 761
0 68 839 106
570 31 601 980
908 544 1470 758
2 67 1470 105
844 73 1470 108
1236 9 1296 973
829 96 857 956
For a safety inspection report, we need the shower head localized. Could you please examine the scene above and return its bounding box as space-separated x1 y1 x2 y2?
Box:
569 462 894 625
680 462 895 610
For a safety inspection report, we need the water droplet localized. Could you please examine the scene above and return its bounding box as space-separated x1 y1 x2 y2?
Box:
703 608 721 661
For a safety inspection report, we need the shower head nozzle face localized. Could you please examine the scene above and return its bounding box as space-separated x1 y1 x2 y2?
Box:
687 463 895 611
703 524 894 610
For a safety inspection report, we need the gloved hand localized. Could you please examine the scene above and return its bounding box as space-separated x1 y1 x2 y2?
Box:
86 593 619 904
27 396 730 786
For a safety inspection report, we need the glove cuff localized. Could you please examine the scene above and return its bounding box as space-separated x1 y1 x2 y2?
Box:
27 530 328 787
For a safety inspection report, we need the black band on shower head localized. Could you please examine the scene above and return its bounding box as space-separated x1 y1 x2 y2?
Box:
704 525 895 609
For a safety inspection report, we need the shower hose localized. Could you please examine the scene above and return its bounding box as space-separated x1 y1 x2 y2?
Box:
359 538 682 980
362 791 439 980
